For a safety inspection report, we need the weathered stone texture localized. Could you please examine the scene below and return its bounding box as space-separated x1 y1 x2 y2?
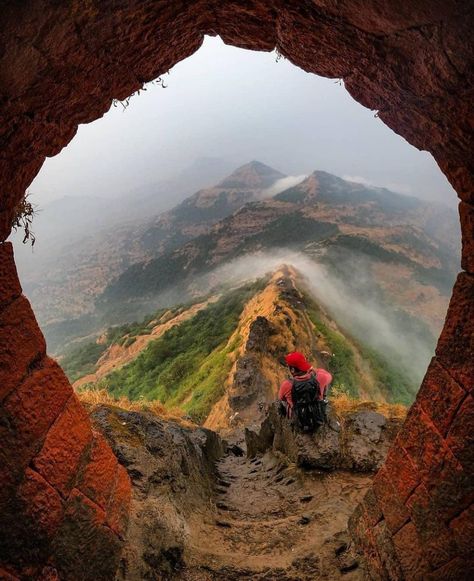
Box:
0 295 46 401
51 489 123 581
435 273 474 392
415 358 466 437
0 242 22 308
382 444 419 503
32 395 93 498
460 202 474 273
17 468 64 539
78 432 118 510
0 251 131 579
351 354 473 577
373 466 410 534
1 358 71 472
392 522 430 580
105 464 132 540
0 1 473 239
245 403 403 473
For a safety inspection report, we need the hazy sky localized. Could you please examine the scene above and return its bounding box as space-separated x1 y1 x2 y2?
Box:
30 36 456 207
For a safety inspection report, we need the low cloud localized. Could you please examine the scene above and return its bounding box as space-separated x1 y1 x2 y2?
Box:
261 175 307 198
191 249 434 388
343 175 412 195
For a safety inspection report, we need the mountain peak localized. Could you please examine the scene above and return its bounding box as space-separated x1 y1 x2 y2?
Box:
218 161 286 189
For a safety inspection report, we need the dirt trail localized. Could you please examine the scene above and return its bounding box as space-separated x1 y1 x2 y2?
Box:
180 433 371 580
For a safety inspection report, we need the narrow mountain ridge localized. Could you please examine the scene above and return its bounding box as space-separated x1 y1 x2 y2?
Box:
71 265 417 438
21 162 458 360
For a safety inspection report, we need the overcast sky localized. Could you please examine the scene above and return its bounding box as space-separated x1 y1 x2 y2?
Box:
30 36 456 207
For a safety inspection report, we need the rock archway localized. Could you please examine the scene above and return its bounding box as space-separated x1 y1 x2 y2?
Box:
0 1 472 579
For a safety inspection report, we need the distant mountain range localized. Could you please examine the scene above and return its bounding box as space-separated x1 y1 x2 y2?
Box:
14 160 274 327
100 167 459 313
138 160 285 254
16 161 459 373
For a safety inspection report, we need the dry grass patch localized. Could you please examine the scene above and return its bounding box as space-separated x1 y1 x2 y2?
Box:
331 391 407 421
77 388 195 427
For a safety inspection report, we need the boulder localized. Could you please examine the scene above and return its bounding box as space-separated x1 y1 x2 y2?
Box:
90 406 226 580
245 403 402 472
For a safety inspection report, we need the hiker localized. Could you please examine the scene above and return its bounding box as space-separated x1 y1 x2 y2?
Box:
278 351 333 432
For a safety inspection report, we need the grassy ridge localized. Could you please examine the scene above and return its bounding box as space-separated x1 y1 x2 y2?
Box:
306 300 416 405
96 280 265 422
308 309 360 398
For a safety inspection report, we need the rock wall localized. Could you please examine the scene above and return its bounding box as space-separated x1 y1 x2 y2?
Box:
229 316 275 412
0 1 473 579
0 242 131 579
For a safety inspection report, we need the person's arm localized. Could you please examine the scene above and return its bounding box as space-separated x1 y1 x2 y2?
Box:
279 379 292 402
316 369 332 399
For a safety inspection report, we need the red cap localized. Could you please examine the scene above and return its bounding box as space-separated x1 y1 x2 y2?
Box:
285 351 311 372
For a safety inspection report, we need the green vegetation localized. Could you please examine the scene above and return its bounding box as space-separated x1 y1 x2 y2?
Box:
307 307 360 397
312 171 422 212
306 298 416 405
101 233 218 302
239 213 339 251
105 309 167 345
358 346 415 405
274 187 306 203
60 308 171 381
43 314 99 355
413 265 454 295
170 334 242 422
325 234 453 295
11 192 37 246
173 191 248 223
329 234 413 266
61 342 108 382
99 280 265 422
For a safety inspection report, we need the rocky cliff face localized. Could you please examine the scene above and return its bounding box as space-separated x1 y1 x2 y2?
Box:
89 405 225 580
0 244 131 580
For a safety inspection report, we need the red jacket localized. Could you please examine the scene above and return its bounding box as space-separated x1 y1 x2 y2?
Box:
279 367 332 410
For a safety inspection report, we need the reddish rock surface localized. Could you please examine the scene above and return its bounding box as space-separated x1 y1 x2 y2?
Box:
32 395 93 498
18 468 64 539
0 253 130 577
0 1 473 579
0 242 21 309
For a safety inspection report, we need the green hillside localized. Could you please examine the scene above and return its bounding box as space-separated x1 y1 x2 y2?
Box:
93 280 265 422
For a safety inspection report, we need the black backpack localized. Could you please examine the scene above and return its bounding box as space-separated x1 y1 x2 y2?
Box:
291 373 326 433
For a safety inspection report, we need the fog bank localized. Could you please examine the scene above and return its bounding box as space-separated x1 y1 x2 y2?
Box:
194 250 435 385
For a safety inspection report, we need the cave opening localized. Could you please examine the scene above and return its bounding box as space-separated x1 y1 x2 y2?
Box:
0 2 472 579
11 35 458 406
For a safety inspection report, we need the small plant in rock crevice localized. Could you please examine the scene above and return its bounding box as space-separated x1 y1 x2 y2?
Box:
11 192 37 246
275 48 285 62
112 74 169 111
